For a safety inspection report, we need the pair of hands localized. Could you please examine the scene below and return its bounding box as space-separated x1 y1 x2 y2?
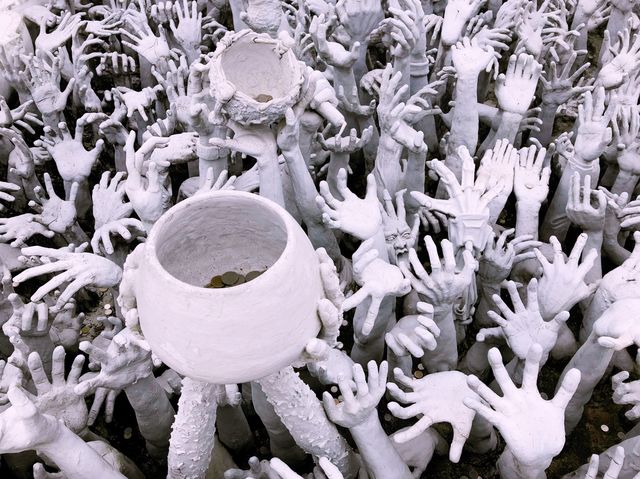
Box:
412 147 501 252
400 235 477 311
92 171 145 255
0 345 86 456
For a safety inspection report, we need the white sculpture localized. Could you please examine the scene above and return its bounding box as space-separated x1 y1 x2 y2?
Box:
0 0 638 478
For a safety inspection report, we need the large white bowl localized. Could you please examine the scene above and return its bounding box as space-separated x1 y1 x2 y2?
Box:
135 191 323 383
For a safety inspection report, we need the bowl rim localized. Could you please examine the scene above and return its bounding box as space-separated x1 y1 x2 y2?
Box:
209 29 304 109
144 190 297 293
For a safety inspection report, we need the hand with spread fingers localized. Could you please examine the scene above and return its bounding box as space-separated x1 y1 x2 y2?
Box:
387 368 488 463
478 279 570 362
411 147 502 251
13 245 122 311
464 345 581 475
316 169 382 241
400 236 477 310
343 239 411 336
534 234 599 320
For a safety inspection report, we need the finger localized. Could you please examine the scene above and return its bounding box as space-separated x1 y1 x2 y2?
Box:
36 302 48 332
361 295 383 336
391 416 434 443
604 446 625 479
55 276 92 309
398 332 424 358
88 387 106 425
463 396 502 428
67 354 85 385
449 427 468 463
569 233 588 264
414 326 438 351
318 457 342 479
27 351 52 394
488 348 518 396
342 287 369 312
50 345 66 386
353 363 368 397
21 302 35 331
105 389 116 423
491 293 514 320
521 343 543 391
31 271 75 303
78 340 111 365
552 367 581 410
13 260 71 284
386 333 406 357
585 454 599 479
424 235 441 271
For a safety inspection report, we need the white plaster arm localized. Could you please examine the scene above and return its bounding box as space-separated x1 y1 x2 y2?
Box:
323 361 413 479
0 385 125 479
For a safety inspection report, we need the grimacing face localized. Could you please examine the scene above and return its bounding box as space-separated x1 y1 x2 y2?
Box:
384 221 412 258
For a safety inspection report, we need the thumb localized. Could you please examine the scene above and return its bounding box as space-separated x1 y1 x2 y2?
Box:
7 386 37 416
305 338 329 362
74 377 99 396
284 107 296 126
597 336 628 350
449 427 468 463
586 280 600 296
552 311 571 326
476 327 504 342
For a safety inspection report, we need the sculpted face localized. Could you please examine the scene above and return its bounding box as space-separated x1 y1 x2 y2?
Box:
384 220 413 259
380 189 418 264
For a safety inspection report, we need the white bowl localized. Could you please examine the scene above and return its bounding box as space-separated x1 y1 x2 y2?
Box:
208 30 304 125
135 191 323 383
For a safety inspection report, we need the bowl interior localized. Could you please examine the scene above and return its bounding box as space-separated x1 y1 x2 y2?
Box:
155 194 288 288
220 35 295 102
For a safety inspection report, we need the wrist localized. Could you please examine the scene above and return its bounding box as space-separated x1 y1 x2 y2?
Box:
603 232 621 247
516 200 542 214
498 448 548 479
570 154 599 169
348 409 379 434
478 277 503 293
615 168 639 181
255 150 279 167
123 371 156 398
35 417 67 455
409 59 431 77
279 144 301 157
409 50 430 75
498 110 526 122
540 98 560 109
197 143 228 161
455 73 480 84
432 302 454 318
583 226 605 237
378 131 405 157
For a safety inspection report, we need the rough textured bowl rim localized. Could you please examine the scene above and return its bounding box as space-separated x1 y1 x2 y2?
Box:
144 190 297 294
209 29 305 110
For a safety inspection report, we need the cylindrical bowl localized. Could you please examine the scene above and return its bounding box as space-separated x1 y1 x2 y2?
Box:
208 30 304 125
135 191 323 383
